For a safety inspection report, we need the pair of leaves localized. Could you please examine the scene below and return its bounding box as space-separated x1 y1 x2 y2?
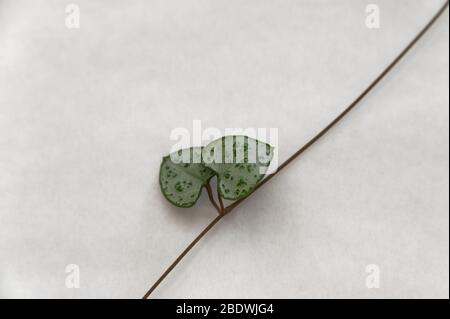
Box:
159 136 274 208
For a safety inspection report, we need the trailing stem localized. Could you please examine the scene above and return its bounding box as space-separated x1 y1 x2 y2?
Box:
142 1 449 299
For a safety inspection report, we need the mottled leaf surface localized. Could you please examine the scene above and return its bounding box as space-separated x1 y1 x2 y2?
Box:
159 147 214 207
202 136 274 200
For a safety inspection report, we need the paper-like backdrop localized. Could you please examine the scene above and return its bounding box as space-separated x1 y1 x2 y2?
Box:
0 0 448 298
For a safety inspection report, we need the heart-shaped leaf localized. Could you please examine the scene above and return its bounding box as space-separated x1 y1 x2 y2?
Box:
159 147 215 207
202 136 274 200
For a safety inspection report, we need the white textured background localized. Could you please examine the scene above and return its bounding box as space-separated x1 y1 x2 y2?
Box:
0 0 448 298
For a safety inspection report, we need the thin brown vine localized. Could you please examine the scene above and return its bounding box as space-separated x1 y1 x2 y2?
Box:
143 1 449 299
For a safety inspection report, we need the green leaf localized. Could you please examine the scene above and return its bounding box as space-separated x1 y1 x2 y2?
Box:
159 147 215 208
202 136 274 200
